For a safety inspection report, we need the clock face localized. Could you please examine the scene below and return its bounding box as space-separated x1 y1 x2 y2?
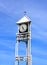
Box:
19 24 27 33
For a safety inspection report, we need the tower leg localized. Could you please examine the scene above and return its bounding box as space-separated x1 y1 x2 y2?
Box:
18 60 19 65
26 39 31 65
15 40 19 65
15 61 19 65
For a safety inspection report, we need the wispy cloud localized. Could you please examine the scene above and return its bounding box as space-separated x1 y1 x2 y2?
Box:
33 57 47 65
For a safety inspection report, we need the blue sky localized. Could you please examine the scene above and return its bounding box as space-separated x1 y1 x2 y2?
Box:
0 0 47 65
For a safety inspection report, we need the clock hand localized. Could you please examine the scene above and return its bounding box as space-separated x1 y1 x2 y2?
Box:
22 26 24 30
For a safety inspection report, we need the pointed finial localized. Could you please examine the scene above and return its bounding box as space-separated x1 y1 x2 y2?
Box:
24 11 27 15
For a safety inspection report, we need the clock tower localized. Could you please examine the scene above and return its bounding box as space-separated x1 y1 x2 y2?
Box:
15 15 32 65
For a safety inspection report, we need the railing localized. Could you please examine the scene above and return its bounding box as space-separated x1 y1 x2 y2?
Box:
15 56 32 61
16 32 31 41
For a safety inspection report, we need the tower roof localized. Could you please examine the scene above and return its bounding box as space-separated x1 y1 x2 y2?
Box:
16 15 31 24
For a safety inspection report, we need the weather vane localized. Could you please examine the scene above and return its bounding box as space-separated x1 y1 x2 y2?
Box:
24 11 27 15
